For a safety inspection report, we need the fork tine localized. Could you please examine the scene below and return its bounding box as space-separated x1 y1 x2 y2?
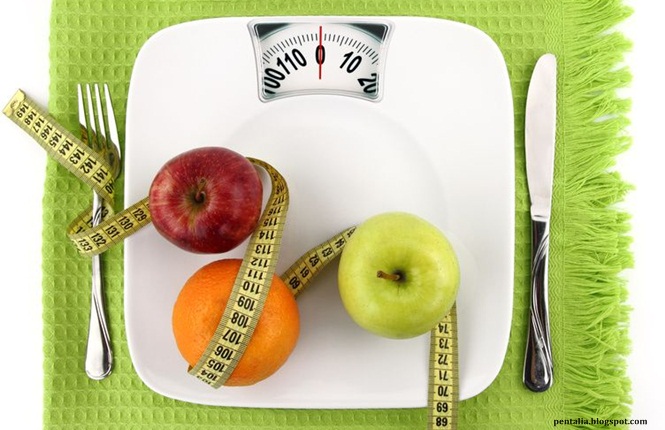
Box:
76 84 90 147
102 83 122 176
93 83 108 145
103 84 121 155
78 82 122 176
84 84 99 151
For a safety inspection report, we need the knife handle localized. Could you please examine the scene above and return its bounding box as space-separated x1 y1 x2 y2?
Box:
523 218 553 392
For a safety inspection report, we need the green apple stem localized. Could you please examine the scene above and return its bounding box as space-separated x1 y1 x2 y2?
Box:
376 270 402 282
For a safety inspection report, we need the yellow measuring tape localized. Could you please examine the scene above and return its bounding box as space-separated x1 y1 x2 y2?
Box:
428 306 459 430
4 90 115 201
3 90 151 255
4 89 457 429
281 226 357 298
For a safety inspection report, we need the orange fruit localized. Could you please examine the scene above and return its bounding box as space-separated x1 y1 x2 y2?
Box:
172 258 300 386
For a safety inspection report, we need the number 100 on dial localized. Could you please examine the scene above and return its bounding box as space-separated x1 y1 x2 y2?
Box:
249 18 393 102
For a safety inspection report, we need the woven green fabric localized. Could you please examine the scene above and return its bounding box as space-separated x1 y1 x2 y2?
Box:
43 0 633 428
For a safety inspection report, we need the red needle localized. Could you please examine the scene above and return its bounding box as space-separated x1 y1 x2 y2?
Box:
318 26 323 80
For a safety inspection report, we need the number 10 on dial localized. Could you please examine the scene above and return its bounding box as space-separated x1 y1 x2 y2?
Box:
249 18 393 102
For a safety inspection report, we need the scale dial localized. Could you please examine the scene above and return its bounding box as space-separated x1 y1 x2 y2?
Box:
249 18 393 102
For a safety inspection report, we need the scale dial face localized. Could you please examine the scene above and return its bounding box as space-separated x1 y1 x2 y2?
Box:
249 18 393 102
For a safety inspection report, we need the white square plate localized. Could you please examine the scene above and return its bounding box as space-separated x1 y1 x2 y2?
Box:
124 16 514 408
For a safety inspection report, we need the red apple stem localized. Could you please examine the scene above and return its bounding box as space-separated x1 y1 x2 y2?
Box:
194 179 207 203
377 270 402 282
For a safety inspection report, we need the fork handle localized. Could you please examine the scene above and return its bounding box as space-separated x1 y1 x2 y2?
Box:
523 218 553 392
84 197 113 380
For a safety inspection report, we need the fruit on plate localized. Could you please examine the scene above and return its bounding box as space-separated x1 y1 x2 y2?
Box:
338 212 460 339
149 146 263 254
172 258 300 386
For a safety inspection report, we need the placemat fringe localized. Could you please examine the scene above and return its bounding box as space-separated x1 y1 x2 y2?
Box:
559 0 633 425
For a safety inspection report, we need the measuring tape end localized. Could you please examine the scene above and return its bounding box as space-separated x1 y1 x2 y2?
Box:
3 89 26 117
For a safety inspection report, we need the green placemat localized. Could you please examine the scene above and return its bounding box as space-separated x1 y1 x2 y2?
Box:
43 0 633 428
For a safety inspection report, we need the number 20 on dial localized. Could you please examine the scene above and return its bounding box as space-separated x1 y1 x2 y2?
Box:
249 18 393 102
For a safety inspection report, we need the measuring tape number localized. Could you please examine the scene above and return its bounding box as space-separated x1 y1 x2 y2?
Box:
428 305 459 430
5 89 458 428
280 226 356 298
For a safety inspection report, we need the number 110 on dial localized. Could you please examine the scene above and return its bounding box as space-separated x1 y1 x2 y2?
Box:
249 19 393 102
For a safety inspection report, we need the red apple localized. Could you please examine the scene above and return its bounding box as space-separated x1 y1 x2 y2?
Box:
149 147 263 253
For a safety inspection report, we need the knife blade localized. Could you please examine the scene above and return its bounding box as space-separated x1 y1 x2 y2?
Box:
523 53 557 392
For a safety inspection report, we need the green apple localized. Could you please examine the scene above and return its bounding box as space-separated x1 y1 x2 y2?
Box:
338 212 460 339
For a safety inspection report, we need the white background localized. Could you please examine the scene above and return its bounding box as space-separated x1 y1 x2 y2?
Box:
0 1 661 428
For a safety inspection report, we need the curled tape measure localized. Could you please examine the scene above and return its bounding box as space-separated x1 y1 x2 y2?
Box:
4 89 457 429
188 157 289 387
4 90 115 201
3 90 151 254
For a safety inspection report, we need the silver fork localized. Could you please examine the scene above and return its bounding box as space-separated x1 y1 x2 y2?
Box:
77 83 122 380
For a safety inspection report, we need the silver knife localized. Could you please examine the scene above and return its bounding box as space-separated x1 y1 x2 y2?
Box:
523 53 557 392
